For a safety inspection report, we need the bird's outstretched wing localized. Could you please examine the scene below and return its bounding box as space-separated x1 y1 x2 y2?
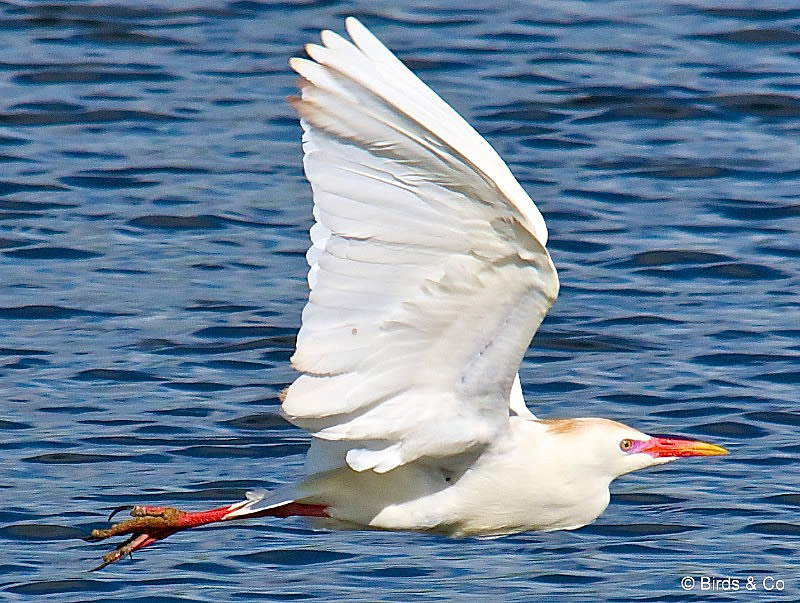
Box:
283 18 559 474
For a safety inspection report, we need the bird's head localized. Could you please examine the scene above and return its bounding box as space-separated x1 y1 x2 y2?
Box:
543 418 728 483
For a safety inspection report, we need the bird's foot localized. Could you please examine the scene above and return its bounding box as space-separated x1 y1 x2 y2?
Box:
84 504 235 571
84 500 329 570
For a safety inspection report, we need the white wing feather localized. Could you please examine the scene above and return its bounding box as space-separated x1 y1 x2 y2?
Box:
283 18 558 474
509 373 537 419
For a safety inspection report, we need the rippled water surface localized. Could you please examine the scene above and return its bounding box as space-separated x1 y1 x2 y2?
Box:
1 1 799 601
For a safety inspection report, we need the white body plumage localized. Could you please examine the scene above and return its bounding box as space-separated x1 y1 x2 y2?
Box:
226 18 727 536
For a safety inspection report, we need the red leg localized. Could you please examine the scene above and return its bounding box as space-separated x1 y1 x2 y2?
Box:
85 501 329 571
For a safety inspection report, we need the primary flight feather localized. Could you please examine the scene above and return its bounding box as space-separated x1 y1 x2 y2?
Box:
85 18 727 570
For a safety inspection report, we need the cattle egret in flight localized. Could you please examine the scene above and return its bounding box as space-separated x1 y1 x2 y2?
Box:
85 17 728 570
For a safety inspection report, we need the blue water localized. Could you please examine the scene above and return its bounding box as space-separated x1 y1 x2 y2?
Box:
0 1 798 601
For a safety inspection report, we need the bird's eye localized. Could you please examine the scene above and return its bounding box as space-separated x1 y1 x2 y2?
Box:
619 439 634 452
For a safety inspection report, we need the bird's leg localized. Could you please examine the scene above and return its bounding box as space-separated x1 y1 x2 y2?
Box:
85 501 329 571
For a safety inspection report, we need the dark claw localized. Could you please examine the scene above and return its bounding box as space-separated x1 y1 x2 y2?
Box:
89 559 112 572
89 553 122 572
108 505 134 521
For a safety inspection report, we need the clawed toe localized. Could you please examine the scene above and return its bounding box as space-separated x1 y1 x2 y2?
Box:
89 533 158 572
84 505 187 569
86 505 187 542
107 505 134 521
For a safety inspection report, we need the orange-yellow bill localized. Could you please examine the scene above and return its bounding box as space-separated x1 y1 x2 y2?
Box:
639 435 729 458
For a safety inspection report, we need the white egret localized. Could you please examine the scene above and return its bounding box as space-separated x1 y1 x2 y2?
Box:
86 18 727 570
